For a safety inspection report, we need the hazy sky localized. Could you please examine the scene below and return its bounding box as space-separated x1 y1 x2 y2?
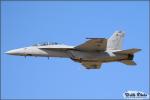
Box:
1 1 149 99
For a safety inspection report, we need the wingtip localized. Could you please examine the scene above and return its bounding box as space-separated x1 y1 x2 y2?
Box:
133 48 142 52
86 38 106 40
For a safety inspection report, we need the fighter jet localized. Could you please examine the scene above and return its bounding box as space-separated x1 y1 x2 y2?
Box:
5 31 141 69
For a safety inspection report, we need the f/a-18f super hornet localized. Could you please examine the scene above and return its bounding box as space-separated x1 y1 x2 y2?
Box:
5 31 141 69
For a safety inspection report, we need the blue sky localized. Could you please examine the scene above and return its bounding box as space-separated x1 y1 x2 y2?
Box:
1 1 149 99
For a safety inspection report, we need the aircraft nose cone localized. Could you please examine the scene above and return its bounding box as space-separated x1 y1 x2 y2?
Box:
5 48 25 55
5 50 18 55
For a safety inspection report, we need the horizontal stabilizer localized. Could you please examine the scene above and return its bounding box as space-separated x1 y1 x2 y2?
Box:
120 60 136 65
114 48 141 54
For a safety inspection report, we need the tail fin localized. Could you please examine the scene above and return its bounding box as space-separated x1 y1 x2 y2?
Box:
115 48 141 66
107 31 125 50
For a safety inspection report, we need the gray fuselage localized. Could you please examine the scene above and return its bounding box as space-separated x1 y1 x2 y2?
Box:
6 46 129 63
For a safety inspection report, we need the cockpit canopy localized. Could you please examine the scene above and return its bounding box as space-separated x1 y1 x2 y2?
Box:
32 42 59 46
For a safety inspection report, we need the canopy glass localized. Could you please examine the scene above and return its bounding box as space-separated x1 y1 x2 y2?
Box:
32 42 59 46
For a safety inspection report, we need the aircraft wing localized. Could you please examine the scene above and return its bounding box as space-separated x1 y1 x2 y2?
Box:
81 61 102 69
75 38 107 51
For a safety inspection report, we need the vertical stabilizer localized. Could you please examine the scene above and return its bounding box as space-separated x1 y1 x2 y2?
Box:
107 31 125 50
